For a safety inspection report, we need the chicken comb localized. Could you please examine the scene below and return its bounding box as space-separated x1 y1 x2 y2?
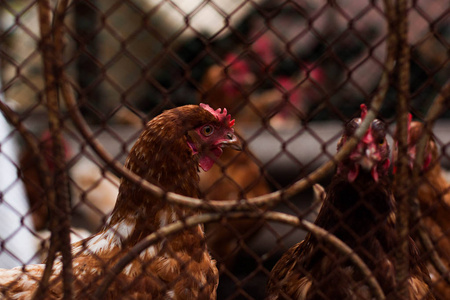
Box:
360 104 368 120
200 103 235 127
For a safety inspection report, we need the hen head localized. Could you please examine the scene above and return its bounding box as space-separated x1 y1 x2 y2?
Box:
186 103 241 171
392 119 435 173
337 104 390 183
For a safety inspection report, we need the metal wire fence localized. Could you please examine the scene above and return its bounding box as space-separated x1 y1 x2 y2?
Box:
0 0 449 299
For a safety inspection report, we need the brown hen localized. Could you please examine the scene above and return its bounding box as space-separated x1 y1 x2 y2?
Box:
266 105 434 300
403 121 450 299
0 104 241 299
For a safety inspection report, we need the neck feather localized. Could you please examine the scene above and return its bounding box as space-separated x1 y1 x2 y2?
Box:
316 173 394 238
103 121 202 247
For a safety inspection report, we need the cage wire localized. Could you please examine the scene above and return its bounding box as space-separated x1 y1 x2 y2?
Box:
0 0 449 299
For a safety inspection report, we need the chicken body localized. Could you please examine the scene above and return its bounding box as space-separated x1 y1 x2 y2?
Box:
0 104 240 299
266 106 433 300
405 122 450 299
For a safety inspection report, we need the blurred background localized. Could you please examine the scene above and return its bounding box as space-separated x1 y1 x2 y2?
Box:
0 0 449 298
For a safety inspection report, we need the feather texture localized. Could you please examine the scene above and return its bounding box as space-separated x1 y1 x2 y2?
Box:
267 114 434 300
407 122 450 299
0 104 240 299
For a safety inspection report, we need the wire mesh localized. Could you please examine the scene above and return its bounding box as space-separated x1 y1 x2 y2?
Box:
0 0 449 299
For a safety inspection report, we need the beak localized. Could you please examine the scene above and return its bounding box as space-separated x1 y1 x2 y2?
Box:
220 132 243 151
359 144 377 171
360 154 375 171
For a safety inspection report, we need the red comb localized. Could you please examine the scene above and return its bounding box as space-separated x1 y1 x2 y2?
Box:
360 104 368 120
200 103 235 128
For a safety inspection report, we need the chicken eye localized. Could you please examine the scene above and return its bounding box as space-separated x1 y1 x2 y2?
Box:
378 138 385 145
201 125 214 136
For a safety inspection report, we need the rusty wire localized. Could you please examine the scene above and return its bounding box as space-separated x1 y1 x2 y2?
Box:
34 0 66 298
56 4 398 215
34 0 73 299
94 210 386 300
91 0 398 296
391 0 450 294
411 80 450 285
0 0 448 299
0 93 58 300
52 0 394 292
392 0 411 297
5 0 399 299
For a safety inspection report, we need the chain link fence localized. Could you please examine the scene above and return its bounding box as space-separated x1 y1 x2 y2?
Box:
0 0 449 299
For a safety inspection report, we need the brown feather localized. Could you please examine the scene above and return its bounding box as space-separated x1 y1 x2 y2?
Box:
0 105 242 299
408 122 450 299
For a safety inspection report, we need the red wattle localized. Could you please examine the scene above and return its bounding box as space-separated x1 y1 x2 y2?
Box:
199 156 215 172
423 152 432 170
199 147 223 172
348 165 359 182
371 165 379 182
211 147 223 158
